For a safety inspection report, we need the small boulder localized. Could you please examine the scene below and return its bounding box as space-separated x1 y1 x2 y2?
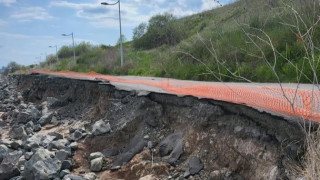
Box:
69 142 78 150
9 125 28 140
48 132 63 141
10 140 23 150
184 156 204 178
56 150 71 161
23 148 61 180
90 157 103 172
92 120 111 136
84 172 96 180
60 169 70 178
0 145 9 163
61 160 73 170
33 124 41 132
89 152 105 161
38 112 54 126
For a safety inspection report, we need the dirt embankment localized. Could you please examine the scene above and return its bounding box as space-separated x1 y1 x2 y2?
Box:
1 74 306 180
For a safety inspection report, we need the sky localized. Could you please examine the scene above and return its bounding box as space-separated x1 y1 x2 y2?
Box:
0 0 234 67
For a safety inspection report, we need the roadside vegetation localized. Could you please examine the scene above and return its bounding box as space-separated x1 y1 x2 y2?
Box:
6 0 319 83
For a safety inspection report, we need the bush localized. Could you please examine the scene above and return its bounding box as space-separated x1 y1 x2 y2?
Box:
133 13 186 49
58 46 74 58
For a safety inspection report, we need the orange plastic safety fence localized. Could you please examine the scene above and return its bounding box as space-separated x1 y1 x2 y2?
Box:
30 70 320 122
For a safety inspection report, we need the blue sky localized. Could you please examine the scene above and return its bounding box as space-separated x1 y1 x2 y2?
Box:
0 0 234 67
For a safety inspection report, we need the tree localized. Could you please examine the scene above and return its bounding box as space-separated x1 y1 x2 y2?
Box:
133 22 147 40
133 13 185 49
3 61 22 75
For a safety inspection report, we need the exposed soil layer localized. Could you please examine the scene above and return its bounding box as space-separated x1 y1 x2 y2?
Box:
14 74 305 180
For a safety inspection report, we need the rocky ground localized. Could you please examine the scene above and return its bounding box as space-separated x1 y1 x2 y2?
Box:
0 74 306 180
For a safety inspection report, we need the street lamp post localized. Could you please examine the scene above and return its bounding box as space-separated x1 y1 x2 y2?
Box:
101 0 124 67
49 45 59 61
62 32 76 64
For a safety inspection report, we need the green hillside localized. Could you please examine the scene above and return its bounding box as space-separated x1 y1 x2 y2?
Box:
38 0 320 83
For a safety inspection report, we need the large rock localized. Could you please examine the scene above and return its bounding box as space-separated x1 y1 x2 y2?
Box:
92 120 111 136
56 150 70 161
184 156 204 178
90 157 103 172
0 151 23 180
38 112 54 126
24 134 44 151
0 163 20 180
23 148 61 180
9 125 28 140
0 145 9 163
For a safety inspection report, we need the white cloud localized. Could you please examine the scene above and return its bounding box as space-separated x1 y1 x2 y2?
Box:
201 0 221 11
0 0 16 6
10 7 53 21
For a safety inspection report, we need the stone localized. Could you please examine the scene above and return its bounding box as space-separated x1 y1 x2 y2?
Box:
90 157 103 172
16 111 30 124
92 120 111 136
56 150 71 161
0 164 20 180
24 152 33 160
89 152 105 161
60 169 71 178
61 160 73 170
25 121 34 135
2 151 23 165
33 124 41 132
38 112 54 126
0 144 9 163
10 140 23 150
48 139 69 151
84 172 96 180
27 105 41 121
41 135 57 148
48 132 64 141
9 125 28 140
69 142 78 150
71 130 83 141
24 134 44 151
23 148 61 180
184 156 204 178
63 174 85 180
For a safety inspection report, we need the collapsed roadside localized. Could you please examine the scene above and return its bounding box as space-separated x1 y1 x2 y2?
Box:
0 74 306 180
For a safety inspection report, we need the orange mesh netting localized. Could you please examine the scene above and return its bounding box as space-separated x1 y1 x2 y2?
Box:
30 69 320 122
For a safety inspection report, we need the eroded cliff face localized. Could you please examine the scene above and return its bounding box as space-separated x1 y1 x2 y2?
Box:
0 74 305 180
